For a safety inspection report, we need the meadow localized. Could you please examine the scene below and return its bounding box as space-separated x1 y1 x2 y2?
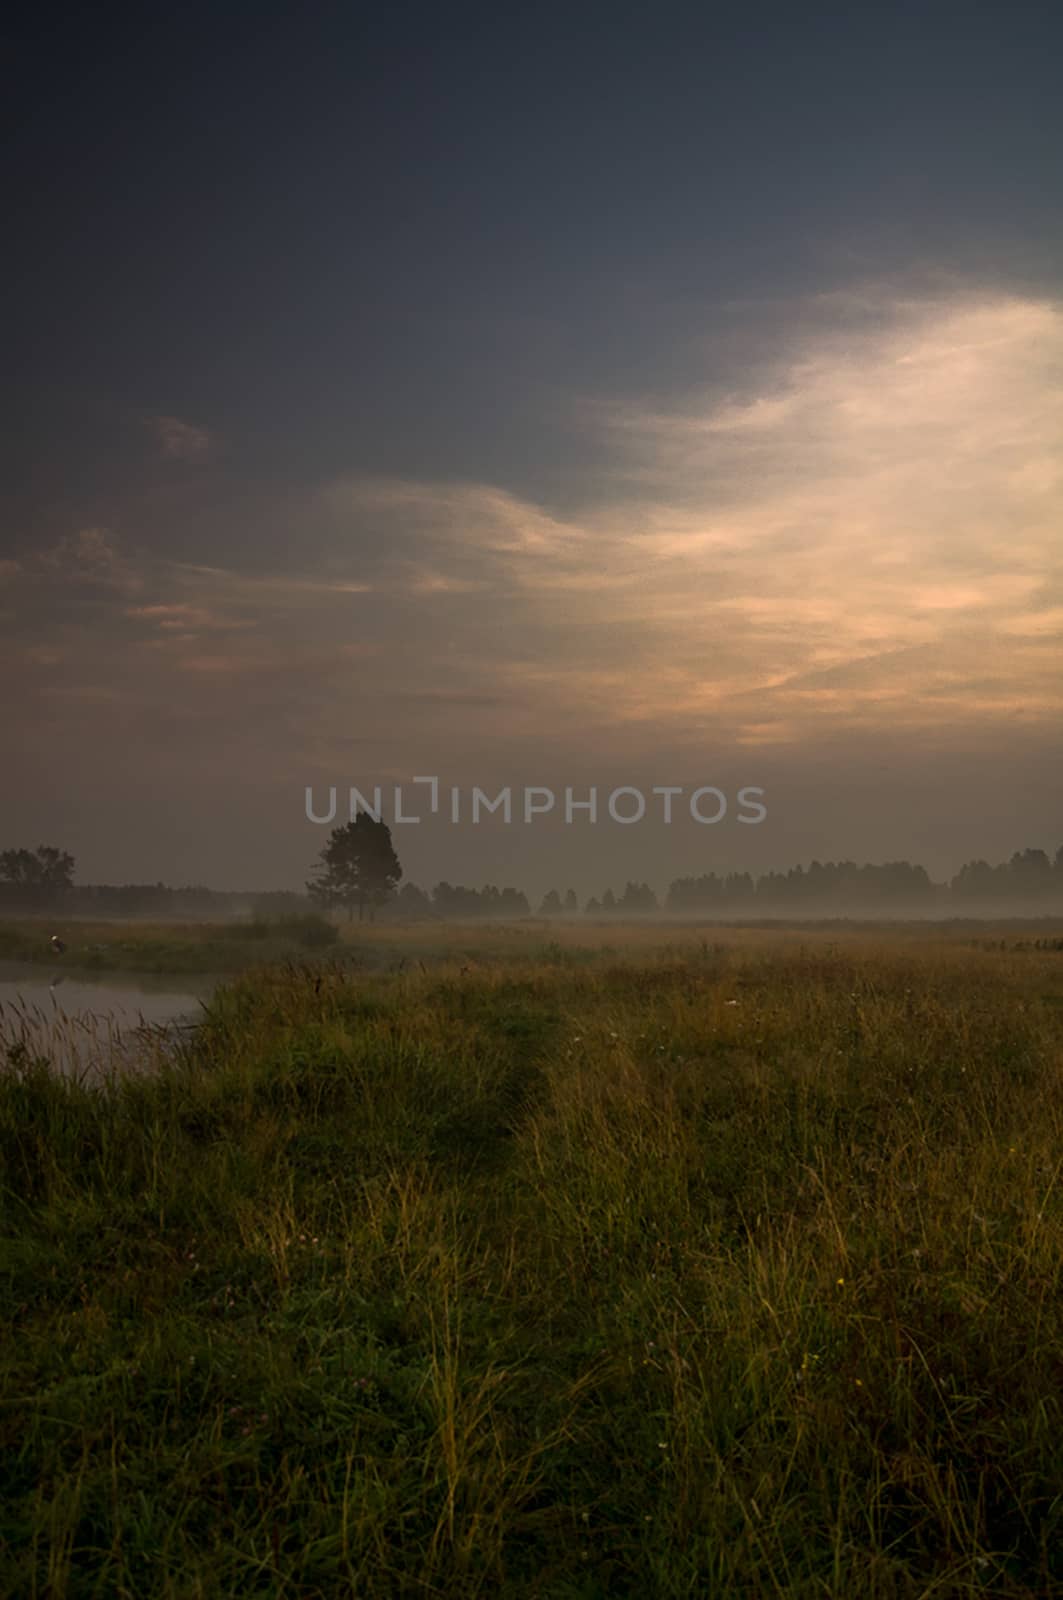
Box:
0 915 341 976
3 922 1063 1596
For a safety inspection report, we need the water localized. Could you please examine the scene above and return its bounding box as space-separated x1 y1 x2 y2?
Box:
0 963 218 1082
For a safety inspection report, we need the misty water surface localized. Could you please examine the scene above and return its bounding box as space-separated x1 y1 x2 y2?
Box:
0 964 218 1079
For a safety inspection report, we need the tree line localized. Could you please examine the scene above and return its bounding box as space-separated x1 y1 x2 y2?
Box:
3 829 1063 920
305 823 1063 918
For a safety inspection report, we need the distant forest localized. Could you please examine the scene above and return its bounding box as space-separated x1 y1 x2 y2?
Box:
2 843 1063 919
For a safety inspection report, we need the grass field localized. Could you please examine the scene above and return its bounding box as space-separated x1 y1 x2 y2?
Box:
4 911 1061 977
0 915 342 975
3 925 1063 1596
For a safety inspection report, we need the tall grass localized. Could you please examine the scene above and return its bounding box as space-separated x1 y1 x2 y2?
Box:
2 934 1062 1595
0 993 184 1085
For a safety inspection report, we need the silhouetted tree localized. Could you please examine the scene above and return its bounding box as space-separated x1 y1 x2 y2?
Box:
619 881 657 912
431 883 530 918
668 872 724 911
1008 848 1053 898
0 845 75 888
950 852 1057 903
601 888 617 912
724 871 755 904
433 882 473 916
952 859 1001 898
397 882 431 918
539 889 562 915
564 889 579 913
307 817 401 921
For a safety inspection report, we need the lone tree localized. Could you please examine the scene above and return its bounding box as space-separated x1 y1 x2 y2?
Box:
307 816 402 922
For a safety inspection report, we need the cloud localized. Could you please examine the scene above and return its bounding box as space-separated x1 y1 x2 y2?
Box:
995 607 1063 638
167 563 372 600
313 288 1063 748
1 533 380 681
124 603 256 633
36 528 144 595
149 415 214 461
6 284 1062 795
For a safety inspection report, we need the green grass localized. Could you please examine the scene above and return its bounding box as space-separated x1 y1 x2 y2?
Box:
2 931 1063 1595
0 915 340 975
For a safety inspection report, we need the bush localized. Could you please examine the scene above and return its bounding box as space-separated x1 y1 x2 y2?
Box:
281 914 340 949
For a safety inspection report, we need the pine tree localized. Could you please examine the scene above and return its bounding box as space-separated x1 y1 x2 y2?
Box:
307 816 402 922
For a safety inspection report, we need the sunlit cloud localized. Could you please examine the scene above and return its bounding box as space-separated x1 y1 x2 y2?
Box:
167 563 373 600
996 607 1063 637
318 288 1063 748
403 567 490 595
6 285 1062 800
125 603 255 631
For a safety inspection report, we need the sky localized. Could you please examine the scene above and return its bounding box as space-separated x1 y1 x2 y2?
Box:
4 2 1063 897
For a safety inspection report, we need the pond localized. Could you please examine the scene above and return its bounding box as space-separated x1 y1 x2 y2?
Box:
0 963 220 1082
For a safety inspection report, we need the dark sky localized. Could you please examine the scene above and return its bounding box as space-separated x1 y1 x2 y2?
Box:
4 2 1062 894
